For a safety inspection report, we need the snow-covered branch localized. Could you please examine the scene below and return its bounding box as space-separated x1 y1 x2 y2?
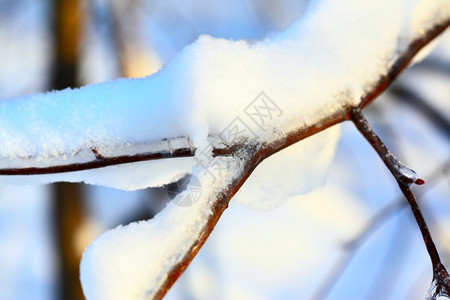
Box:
0 1 447 186
149 20 450 300
0 0 449 299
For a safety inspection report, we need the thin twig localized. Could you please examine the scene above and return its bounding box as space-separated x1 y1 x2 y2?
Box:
346 159 450 250
0 21 448 177
0 140 194 175
0 14 447 300
312 159 449 299
150 19 450 299
350 107 450 297
359 20 450 110
155 21 450 299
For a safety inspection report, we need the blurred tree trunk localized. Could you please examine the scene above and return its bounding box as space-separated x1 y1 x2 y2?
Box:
52 0 81 90
52 183 85 300
49 2 159 299
50 0 85 300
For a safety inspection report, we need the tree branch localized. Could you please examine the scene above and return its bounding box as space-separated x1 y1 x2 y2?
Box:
0 138 195 175
350 107 450 298
346 159 450 251
151 20 450 299
358 19 450 110
0 13 448 300
0 20 447 177
312 159 450 299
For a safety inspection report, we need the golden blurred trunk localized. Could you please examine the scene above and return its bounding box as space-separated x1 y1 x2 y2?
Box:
52 0 82 90
52 183 85 300
51 0 85 299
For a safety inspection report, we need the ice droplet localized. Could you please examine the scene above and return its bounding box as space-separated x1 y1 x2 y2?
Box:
426 279 450 300
396 160 420 186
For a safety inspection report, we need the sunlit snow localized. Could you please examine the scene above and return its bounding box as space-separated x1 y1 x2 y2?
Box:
0 0 448 299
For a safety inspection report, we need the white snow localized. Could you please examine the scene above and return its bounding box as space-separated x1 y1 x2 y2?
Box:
0 0 447 190
0 0 448 299
175 185 369 300
80 157 242 300
234 125 340 210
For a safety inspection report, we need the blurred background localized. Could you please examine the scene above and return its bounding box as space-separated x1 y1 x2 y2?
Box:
0 0 448 299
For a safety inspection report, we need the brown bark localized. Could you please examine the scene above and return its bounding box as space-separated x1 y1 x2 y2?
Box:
154 20 450 299
0 12 447 300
